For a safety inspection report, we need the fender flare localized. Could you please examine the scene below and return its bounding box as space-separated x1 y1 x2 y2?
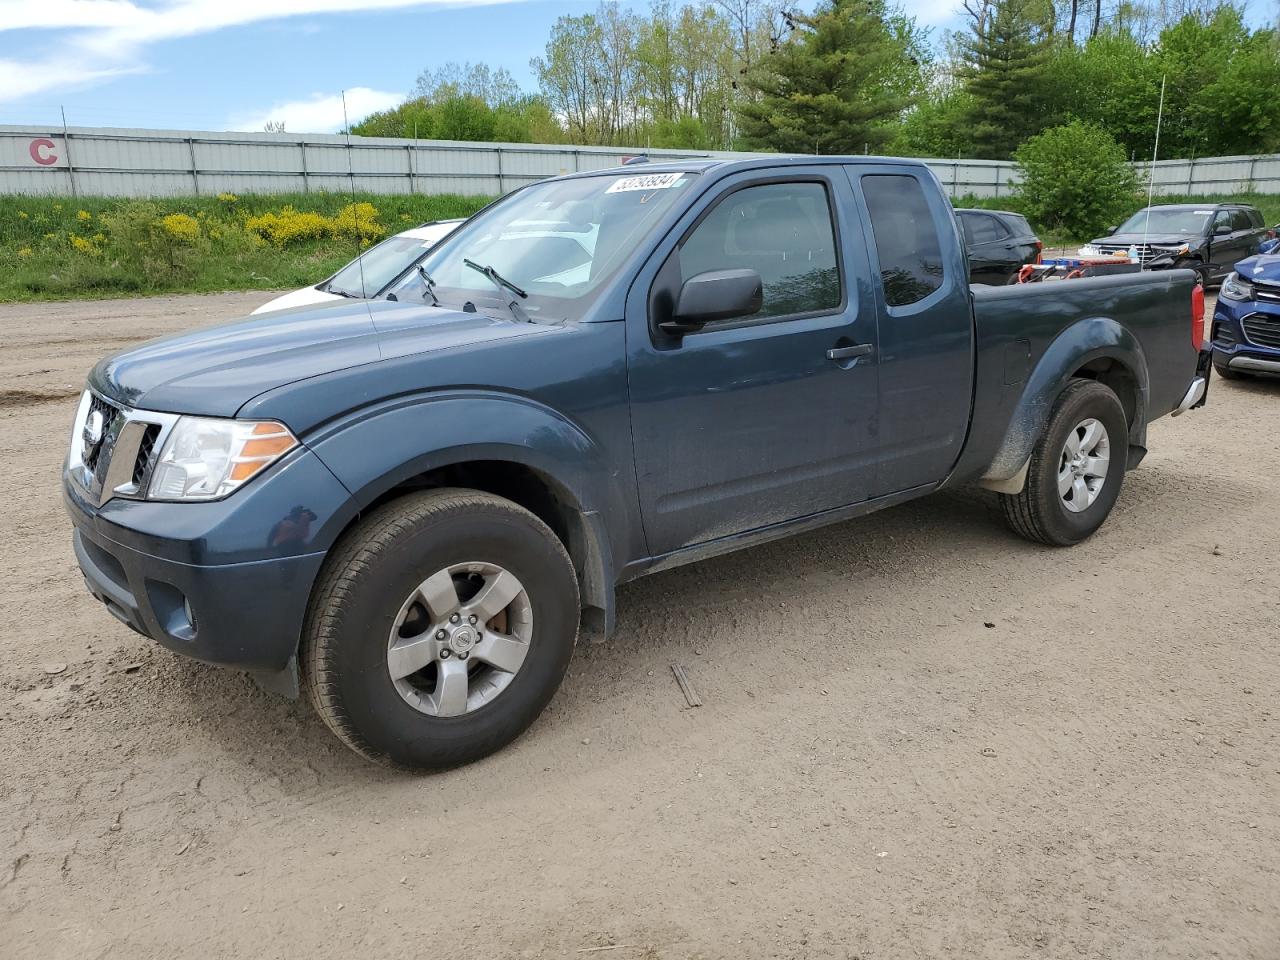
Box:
981 317 1150 484
304 392 628 638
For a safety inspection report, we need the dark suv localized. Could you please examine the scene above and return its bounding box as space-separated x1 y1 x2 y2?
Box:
1082 203 1268 285
956 208 1043 284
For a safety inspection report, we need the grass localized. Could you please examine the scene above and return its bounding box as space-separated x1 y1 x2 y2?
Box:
0 192 493 302
0 189 1276 303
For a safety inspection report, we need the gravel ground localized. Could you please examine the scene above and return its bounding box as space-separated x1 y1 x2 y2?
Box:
1 292 1277 960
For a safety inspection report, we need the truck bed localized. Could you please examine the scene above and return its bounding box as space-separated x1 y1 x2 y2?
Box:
952 269 1202 486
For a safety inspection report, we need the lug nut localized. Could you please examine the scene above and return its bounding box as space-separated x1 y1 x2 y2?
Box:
450 613 461 624
468 614 478 625
440 649 451 659
458 651 469 661
436 629 447 640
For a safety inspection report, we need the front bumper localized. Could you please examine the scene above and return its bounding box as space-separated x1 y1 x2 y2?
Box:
63 445 355 691
1212 299 1280 373
67 487 326 677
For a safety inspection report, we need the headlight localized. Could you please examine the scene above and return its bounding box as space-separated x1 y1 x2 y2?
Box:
1078 244 1100 256
1219 272 1255 303
147 417 297 501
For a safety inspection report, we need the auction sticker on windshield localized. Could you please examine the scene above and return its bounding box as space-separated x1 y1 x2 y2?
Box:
606 172 685 193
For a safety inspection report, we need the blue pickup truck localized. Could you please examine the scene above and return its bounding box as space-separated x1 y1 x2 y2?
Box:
64 157 1211 769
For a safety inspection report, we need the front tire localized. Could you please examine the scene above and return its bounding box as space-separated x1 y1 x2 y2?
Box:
1213 357 1245 380
1000 379 1129 546
301 488 580 770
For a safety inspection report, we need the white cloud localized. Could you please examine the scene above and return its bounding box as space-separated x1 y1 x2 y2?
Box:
0 0 524 105
230 87 404 133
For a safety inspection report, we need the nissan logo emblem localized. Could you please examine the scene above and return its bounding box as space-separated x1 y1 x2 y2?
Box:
83 410 105 448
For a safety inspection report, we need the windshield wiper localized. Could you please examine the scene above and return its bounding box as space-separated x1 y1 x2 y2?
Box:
416 264 441 306
463 258 532 323
464 259 528 299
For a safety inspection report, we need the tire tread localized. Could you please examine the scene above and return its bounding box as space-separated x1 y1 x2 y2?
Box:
999 378 1125 547
300 488 576 768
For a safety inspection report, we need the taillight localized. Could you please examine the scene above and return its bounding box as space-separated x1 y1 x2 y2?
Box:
1191 284 1205 349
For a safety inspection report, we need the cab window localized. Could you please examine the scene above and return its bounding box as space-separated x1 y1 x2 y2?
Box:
862 174 945 307
677 181 841 321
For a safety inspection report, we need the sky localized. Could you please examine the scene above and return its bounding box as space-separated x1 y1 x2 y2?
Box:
0 0 1273 134
0 0 968 132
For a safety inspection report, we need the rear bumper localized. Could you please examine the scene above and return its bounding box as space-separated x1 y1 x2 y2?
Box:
1172 348 1212 416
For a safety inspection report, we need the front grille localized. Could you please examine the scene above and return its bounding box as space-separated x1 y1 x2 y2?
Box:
1242 314 1280 349
71 390 178 505
1256 282 1280 305
132 424 161 487
83 393 122 473
1095 243 1161 264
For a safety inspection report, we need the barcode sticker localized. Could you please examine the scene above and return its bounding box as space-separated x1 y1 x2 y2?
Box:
605 172 685 193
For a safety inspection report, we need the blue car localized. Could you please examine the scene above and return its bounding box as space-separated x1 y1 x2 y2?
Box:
1212 251 1280 379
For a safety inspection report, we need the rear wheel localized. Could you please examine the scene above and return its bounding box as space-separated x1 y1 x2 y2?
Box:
1000 379 1129 546
301 488 580 769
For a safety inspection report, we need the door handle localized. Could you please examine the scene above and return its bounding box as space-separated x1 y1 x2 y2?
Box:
827 343 874 361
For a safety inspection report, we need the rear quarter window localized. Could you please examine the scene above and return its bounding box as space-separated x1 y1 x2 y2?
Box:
1008 214 1035 237
863 174 945 307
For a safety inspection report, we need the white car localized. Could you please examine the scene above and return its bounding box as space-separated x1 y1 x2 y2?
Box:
252 219 465 314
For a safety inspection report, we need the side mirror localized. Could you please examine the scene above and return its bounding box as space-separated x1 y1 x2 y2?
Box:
1106 225 1119 235
1214 224 1232 236
660 268 763 335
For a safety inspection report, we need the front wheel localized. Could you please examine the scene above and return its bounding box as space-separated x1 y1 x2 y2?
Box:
301 488 580 769
1000 379 1129 546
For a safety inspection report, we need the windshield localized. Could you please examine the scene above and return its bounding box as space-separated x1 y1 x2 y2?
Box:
1115 208 1213 236
328 235 438 298
386 171 698 321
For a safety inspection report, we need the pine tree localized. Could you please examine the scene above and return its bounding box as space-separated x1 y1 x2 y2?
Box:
735 0 918 154
960 0 1057 159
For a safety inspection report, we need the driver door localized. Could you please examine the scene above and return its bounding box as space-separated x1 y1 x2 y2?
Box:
625 170 881 557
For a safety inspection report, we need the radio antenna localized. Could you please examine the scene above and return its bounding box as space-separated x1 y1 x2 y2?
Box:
1140 74 1166 264
341 89 369 299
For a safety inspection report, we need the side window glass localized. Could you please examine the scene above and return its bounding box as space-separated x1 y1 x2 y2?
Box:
863 174 945 307
968 215 1001 244
1231 209 1251 231
678 181 841 321
1214 210 1232 231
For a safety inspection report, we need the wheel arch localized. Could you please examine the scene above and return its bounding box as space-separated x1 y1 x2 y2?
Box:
305 394 630 641
980 317 1150 489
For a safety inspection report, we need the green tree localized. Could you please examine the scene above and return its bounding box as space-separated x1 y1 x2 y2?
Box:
959 0 1057 159
1047 29 1162 160
892 84 978 157
735 0 923 154
1154 7 1280 157
1012 120 1142 238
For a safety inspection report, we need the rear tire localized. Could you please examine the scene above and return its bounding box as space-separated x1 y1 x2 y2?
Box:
301 488 579 770
1000 379 1129 547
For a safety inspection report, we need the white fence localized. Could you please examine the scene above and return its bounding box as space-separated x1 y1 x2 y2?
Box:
2 124 1278 200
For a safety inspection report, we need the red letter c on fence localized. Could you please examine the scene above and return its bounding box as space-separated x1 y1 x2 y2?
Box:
29 138 58 165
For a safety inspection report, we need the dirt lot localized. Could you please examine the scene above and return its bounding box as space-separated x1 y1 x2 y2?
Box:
1 292 1277 960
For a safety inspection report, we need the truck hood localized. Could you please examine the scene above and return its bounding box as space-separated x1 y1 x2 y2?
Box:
1090 233 1197 247
1233 252 1280 282
90 298 540 417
